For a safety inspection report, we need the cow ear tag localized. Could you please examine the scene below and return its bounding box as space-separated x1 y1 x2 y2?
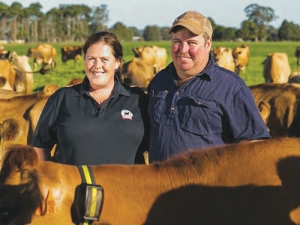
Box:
46 188 57 214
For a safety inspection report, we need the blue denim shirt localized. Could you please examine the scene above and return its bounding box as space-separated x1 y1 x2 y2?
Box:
147 54 270 162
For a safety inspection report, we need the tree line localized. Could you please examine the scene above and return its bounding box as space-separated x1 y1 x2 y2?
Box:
1 2 300 43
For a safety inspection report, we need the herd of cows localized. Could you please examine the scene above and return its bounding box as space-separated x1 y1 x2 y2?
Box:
1 43 300 224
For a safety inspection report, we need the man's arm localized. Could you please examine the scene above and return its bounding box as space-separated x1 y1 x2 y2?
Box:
34 147 52 161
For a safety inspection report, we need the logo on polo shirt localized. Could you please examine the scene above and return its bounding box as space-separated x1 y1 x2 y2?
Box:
121 110 133 120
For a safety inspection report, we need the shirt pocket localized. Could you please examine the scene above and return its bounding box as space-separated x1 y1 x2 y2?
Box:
177 96 216 135
148 90 168 123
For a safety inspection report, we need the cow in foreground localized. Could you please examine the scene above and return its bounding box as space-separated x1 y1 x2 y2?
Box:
249 83 300 137
262 52 291 83
2 138 300 224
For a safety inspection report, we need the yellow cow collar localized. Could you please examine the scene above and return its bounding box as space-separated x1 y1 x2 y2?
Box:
75 165 104 225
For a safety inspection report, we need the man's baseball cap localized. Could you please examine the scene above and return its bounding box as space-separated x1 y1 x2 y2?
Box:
169 11 213 37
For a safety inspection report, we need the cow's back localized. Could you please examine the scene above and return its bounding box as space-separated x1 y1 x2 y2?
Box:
263 52 291 83
4 138 300 224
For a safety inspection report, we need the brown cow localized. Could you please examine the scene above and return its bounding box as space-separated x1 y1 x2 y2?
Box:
212 46 235 72
0 46 11 60
295 46 300 66
2 137 300 224
133 45 167 73
61 46 83 65
249 83 300 137
27 44 57 74
67 78 83 86
262 52 291 83
232 44 250 74
120 57 154 88
11 52 34 93
0 59 16 91
0 92 43 148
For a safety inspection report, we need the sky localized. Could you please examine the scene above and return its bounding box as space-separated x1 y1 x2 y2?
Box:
19 0 299 30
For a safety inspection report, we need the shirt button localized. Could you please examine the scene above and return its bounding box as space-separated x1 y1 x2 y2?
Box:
171 107 175 110
176 91 180 95
197 101 201 105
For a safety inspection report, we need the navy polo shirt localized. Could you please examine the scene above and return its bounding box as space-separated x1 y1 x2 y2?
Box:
147 54 270 162
32 76 149 165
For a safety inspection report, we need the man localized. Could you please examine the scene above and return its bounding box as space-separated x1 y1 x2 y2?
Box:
147 11 270 162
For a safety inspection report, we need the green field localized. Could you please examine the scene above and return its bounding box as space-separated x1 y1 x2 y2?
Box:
4 41 300 92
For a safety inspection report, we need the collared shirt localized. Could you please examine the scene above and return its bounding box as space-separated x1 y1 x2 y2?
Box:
32 76 149 165
147 54 270 162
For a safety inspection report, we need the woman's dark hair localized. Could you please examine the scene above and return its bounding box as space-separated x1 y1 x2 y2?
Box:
83 31 124 61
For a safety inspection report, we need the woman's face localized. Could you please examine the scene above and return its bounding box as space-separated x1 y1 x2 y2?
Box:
84 42 120 89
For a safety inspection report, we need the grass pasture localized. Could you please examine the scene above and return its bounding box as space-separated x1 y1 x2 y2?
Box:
4 41 300 92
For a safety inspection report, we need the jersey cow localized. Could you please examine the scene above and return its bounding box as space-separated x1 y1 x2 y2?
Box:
11 52 34 93
249 83 300 137
0 91 44 149
0 59 16 91
0 46 11 60
132 45 167 73
232 44 250 74
27 44 57 74
120 57 155 88
2 138 300 224
212 46 235 72
61 46 83 65
262 52 291 83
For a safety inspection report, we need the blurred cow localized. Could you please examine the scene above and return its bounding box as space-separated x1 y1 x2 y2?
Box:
61 46 83 65
27 44 57 74
295 46 300 66
0 46 11 60
120 57 154 88
0 59 16 91
232 44 250 74
212 47 235 72
67 78 83 86
3 137 300 224
133 45 167 73
249 83 300 137
262 52 291 83
11 52 34 93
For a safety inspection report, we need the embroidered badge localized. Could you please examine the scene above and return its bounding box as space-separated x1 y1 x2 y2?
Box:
121 110 133 120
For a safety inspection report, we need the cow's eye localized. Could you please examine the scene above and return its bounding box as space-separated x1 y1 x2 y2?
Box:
0 210 13 224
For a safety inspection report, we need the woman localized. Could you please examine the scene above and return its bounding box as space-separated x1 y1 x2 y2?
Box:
32 31 149 165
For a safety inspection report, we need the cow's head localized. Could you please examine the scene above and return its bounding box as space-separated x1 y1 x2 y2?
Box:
0 144 43 225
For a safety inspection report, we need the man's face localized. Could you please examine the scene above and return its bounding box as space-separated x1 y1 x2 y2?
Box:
171 28 212 79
